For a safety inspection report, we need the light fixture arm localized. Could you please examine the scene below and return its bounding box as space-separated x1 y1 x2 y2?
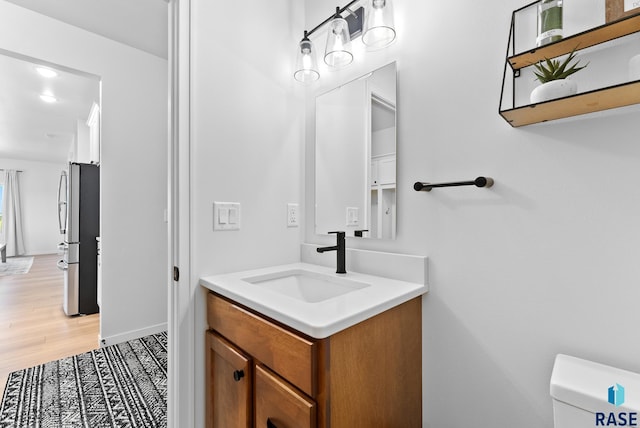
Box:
303 0 360 38
343 7 359 18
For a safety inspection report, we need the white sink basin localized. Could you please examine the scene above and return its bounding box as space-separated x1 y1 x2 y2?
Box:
200 262 427 338
243 269 370 303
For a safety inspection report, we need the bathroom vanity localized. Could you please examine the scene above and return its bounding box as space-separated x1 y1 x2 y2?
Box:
201 262 426 427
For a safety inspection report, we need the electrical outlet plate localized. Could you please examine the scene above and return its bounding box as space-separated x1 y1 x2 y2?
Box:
213 202 241 231
287 203 299 227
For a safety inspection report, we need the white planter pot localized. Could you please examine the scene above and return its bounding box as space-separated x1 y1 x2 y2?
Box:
530 79 578 104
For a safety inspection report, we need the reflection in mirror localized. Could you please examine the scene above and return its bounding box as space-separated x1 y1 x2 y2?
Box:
315 62 396 240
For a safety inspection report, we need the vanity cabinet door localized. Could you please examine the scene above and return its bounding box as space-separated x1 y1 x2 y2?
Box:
255 364 316 428
207 293 316 396
206 331 252 428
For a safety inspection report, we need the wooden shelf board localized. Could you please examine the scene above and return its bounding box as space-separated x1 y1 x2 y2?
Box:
508 14 640 70
499 80 640 127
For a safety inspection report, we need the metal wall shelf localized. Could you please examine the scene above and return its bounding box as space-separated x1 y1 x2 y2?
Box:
499 2 640 127
501 80 640 127
508 13 640 70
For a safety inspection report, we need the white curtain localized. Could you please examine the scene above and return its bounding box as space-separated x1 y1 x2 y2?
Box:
1 170 25 256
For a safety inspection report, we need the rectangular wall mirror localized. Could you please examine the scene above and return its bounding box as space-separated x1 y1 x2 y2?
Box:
315 62 397 240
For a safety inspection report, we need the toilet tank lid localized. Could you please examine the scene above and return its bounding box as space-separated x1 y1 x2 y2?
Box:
550 354 640 413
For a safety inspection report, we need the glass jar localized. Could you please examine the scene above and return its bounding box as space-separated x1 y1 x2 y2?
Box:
537 0 563 47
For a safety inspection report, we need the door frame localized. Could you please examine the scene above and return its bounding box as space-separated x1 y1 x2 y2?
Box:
168 0 194 426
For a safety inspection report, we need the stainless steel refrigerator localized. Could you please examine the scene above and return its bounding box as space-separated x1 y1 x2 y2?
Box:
57 162 100 316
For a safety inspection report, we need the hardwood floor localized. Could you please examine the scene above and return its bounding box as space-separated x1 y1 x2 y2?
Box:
0 254 99 396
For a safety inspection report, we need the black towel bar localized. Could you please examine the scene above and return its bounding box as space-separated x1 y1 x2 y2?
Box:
414 176 494 192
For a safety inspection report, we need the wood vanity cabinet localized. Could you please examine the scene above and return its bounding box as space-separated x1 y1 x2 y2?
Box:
206 291 422 428
206 331 252 427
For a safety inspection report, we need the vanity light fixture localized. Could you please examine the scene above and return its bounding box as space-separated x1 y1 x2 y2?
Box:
324 7 354 68
294 0 396 83
294 31 320 83
362 0 396 49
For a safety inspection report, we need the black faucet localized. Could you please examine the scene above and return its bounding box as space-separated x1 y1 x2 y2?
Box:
317 231 346 274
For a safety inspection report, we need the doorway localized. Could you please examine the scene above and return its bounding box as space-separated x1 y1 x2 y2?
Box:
0 50 102 391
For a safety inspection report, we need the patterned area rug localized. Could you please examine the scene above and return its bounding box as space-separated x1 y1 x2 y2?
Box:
0 257 33 276
0 332 167 427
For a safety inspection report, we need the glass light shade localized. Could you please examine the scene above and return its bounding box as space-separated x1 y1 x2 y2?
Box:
362 0 396 49
294 37 320 83
324 17 353 68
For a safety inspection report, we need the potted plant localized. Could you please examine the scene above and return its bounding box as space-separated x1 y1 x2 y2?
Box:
530 48 588 104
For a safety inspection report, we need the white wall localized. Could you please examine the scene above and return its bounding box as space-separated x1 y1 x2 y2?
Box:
304 1 640 427
0 1 168 345
189 0 304 425
75 119 91 164
0 158 66 255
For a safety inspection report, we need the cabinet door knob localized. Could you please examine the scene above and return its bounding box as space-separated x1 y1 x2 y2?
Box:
267 418 278 428
233 369 244 381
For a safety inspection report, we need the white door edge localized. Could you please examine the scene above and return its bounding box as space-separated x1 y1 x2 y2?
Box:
168 0 194 427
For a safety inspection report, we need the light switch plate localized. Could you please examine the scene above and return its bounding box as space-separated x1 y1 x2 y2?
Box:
213 202 241 231
287 203 299 227
346 207 359 226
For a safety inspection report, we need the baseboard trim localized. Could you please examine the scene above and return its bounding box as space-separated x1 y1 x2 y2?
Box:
100 322 167 347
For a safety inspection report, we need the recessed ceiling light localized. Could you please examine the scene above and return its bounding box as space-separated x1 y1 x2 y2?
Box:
39 93 57 103
35 67 58 78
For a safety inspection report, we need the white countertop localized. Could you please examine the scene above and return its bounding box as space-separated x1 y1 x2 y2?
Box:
200 262 427 339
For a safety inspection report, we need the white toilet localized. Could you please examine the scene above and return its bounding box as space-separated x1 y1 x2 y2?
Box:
550 354 640 427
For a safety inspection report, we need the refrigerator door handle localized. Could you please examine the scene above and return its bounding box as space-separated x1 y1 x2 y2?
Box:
58 171 67 234
58 201 67 232
57 260 68 271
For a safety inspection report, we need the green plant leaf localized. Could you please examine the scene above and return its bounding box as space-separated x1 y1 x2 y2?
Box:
531 46 587 83
534 62 554 81
545 57 556 72
556 63 589 79
555 49 578 76
533 71 550 83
